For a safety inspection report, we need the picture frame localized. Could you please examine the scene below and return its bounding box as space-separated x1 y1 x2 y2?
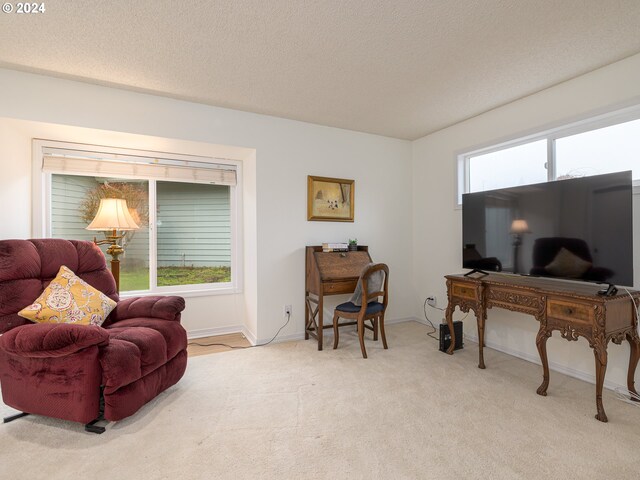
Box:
307 175 354 222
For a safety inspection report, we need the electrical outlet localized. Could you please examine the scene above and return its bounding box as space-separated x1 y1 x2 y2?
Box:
284 304 292 316
426 295 437 307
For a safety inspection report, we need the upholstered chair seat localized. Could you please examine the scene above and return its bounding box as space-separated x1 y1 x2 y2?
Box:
335 301 384 315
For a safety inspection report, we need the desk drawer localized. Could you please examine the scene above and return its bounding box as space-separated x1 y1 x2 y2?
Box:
324 281 357 295
547 299 593 324
451 282 478 301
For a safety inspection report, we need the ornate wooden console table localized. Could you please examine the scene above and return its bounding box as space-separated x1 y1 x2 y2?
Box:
444 273 640 422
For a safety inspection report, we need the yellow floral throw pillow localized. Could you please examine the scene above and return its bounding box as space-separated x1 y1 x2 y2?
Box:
18 266 116 326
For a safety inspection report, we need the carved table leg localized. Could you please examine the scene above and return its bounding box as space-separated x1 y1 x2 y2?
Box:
593 341 609 423
536 327 552 396
445 303 455 355
627 331 640 402
477 307 486 369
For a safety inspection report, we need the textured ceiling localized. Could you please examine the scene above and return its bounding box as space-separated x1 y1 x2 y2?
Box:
1 1 640 140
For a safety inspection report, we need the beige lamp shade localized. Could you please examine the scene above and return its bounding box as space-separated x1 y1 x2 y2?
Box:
510 219 531 234
86 198 140 231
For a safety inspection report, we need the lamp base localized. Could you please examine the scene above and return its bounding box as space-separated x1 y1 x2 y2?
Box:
110 258 121 293
93 231 124 293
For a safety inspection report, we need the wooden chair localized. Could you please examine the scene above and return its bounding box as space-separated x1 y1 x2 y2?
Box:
332 263 389 358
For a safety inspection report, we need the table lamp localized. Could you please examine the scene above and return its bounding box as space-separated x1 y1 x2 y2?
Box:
86 198 140 292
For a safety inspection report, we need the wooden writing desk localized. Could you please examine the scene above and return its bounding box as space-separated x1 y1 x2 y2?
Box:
444 273 640 422
305 246 371 350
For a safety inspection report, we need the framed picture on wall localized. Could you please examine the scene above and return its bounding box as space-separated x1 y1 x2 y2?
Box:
307 175 354 222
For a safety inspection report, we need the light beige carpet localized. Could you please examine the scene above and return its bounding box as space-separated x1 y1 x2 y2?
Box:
1 321 639 480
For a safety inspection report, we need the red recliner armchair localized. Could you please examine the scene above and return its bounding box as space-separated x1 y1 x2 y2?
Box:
0 239 187 432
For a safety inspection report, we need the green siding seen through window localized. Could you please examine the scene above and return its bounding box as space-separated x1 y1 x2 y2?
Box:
52 175 99 241
157 181 231 268
51 174 232 291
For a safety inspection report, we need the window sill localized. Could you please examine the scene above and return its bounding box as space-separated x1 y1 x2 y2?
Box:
120 286 241 299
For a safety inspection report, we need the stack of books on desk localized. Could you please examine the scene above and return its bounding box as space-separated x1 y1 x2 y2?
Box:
322 243 348 252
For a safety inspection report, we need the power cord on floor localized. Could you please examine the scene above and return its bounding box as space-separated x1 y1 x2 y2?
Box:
188 312 292 350
423 297 469 343
613 387 640 407
428 301 446 312
423 298 439 341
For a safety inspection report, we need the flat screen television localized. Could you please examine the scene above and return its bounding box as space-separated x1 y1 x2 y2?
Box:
462 171 633 287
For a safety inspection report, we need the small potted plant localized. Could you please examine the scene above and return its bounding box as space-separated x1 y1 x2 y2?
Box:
348 238 358 251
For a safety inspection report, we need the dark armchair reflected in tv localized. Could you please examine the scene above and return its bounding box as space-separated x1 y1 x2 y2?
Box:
462 171 633 287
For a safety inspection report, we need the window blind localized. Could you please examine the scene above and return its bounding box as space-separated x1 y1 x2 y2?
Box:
42 149 237 186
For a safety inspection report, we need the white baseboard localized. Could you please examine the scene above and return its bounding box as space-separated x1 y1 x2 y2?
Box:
252 316 420 346
463 332 628 392
254 331 305 345
187 325 244 340
412 316 438 327
188 326 310 346
242 327 257 346
385 316 421 325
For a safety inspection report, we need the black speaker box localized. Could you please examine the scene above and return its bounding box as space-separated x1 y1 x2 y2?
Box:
439 321 463 352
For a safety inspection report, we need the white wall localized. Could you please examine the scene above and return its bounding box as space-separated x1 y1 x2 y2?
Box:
0 69 414 343
412 52 640 390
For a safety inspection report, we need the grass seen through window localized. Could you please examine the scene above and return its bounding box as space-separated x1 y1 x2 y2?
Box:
120 266 231 291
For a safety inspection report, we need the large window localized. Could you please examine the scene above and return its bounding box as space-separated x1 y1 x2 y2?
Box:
459 108 640 203
39 143 239 294
467 140 547 193
156 181 231 287
555 118 640 180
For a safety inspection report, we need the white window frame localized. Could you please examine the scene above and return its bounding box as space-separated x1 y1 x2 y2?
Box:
32 139 243 298
456 103 640 207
